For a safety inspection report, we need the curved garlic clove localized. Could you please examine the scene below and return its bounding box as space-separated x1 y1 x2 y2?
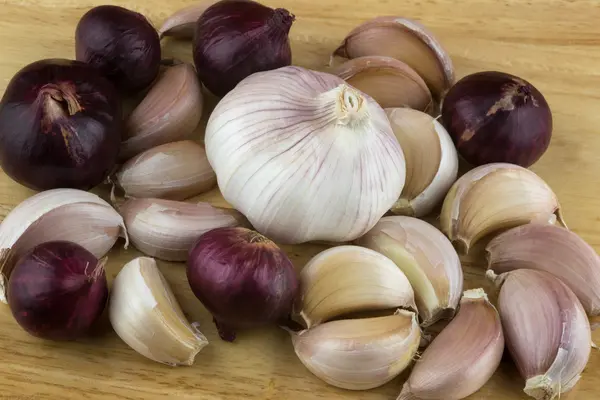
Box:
397 289 504 400
158 1 216 39
120 198 247 262
0 188 127 303
293 310 420 390
334 56 432 112
115 140 217 200
109 257 209 366
490 269 591 399
120 63 203 160
440 163 564 253
356 216 462 327
333 17 454 100
386 108 458 217
297 245 416 328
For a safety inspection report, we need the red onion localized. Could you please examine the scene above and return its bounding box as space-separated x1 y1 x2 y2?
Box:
441 71 552 167
8 241 108 340
76 5 161 92
193 0 295 97
0 59 122 191
187 227 299 341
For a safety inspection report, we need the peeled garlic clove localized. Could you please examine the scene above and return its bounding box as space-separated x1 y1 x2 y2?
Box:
120 63 203 160
298 245 416 328
115 140 216 200
293 310 420 390
491 269 591 399
386 108 458 217
440 163 564 253
158 1 215 39
0 188 127 303
109 257 208 366
333 17 454 100
356 216 462 327
120 198 247 262
398 289 504 400
334 56 432 112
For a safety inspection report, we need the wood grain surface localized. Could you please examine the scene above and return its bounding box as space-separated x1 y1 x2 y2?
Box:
1 0 600 399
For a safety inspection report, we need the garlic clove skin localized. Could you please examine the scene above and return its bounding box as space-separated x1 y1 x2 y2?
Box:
120 63 203 160
297 245 416 328
115 140 217 201
333 17 454 101
0 188 127 303
487 223 600 316
440 163 564 253
386 108 458 217
334 56 433 112
119 198 248 262
491 269 591 399
158 1 216 39
356 216 463 327
292 310 421 390
397 289 504 400
109 257 209 366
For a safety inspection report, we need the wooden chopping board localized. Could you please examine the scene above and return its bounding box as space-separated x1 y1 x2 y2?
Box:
1 0 600 399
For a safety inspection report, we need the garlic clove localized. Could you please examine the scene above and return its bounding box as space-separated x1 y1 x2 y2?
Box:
490 269 591 399
333 17 454 100
487 223 600 316
119 198 248 262
120 63 203 160
0 188 127 303
397 288 504 400
386 108 458 217
440 163 564 253
158 1 216 39
292 310 420 390
356 216 463 327
334 56 433 112
297 245 416 328
109 257 209 366
115 140 217 201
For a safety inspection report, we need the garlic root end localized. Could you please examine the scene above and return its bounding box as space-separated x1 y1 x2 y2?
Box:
524 375 561 400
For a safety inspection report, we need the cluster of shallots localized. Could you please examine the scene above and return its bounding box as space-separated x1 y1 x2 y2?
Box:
0 1 596 400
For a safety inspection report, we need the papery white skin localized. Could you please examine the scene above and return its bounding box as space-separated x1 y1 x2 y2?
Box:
205 66 406 244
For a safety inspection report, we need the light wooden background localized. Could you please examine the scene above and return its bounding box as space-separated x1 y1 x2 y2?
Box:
1 0 600 399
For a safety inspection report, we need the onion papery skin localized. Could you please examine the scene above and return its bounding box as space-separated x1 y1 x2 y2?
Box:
441 71 552 167
0 59 122 191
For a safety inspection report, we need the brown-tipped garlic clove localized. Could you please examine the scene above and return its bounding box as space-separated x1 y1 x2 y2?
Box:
297 246 416 328
333 17 454 100
158 1 216 39
120 63 203 160
440 163 564 254
491 269 591 399
386 108 458 217
109 257 209 366
487 223 600 316
120 198 248 262
115 140 217 201
293 310 421 390
334 56 433 112
397 289 504 400
356 216 463 327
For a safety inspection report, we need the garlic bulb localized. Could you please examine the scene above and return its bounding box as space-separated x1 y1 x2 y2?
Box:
205 66 406 244
397 289 504 400
356 216 462 327
292 310 420 390
491 269 591 399
109 257 209 366
158 1 215 39
297 245 416 328
386 108 458 217
0 189 127 303
440 163 564 253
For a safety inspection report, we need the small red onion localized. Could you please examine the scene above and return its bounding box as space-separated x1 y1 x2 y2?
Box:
76 5 161 92
193 0 295 97
187 227 299 341
441 71 552 167
8 241 108 341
